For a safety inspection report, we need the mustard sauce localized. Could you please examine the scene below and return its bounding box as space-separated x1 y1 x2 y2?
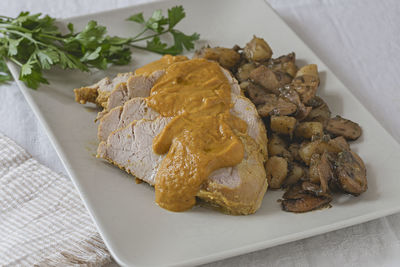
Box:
134 55 188 76
146 58 247 212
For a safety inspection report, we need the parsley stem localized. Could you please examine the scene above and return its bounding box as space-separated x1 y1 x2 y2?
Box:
9 57 22 67
131 28 148 40
130 30 170 43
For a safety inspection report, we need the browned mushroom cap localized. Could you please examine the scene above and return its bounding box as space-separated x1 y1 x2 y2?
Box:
250 65 292 94
236 62 257 82
267 52 298 78
284 162 305 186
243 36 273 62
335 151 367 195
256 95 297 117
326 116 362 140
305 96 331 126
328 136 350 151
194 47 241 70
281 184 332 213
266 156 288 189
291 64 320 104
279 85 312 120
317 152 335 193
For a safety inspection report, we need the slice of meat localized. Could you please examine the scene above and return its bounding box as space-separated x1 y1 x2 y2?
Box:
97 98 159 141
74 72 132 107
98 112 268 215
97 69 268 215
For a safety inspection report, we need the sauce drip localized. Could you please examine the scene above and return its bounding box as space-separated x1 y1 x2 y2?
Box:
135 55 188 76
146 58 247 212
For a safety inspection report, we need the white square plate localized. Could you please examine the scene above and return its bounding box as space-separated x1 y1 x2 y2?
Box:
8 0 400 266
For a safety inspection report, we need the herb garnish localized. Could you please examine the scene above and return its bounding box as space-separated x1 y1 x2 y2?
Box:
0 6 199 89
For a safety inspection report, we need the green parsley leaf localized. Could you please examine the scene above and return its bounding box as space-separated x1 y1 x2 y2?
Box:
0 6 199 89
168 6 185 29
127 13 145 24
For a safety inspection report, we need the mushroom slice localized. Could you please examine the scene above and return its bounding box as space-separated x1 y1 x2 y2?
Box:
328 136 350 151
326 116 362 140
295 121 324 139
284 162 305 186
299 138 342 165
267 52 298 78
291 64 320 104
266 156 288 189
288 143 302 162
281 192 331 213
243 36 273 62
268 133 292 159
256 94 297 117
194 46 240 70
335 151 367 195
250 65 292 94
279 85 312 120
236 62 257 82
305 96 331 126
317 152 335 193
270 116 297 136
245 82 270 105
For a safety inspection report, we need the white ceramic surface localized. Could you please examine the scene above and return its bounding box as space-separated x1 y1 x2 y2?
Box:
8 0 400 266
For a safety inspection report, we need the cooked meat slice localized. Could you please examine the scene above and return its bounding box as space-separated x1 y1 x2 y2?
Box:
335 151 367 195
74 72 132 107
98 115 268 215
97 97 159 141
270 115 297 136
236 62 257 82
291 64 319 104
194 47 241 70
281 193 331 213
266 156 288 189
97 89 268 215
244 36 273 62
279 85 312 120
305 97 331 126
326 116 362 140
267 52 298 78
249 65 292 94
74 87 98 104
295 121 324 139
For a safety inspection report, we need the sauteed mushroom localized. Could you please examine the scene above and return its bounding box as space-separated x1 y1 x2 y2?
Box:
335 151 367 195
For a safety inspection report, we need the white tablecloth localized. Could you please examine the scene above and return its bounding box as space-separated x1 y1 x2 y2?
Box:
1 0 399 266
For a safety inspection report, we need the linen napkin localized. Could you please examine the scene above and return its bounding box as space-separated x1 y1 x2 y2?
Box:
0 133 111 266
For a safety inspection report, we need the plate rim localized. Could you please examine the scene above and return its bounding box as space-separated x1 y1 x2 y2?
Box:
7 0 400 266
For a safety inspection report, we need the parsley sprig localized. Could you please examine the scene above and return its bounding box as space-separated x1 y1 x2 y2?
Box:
0 6 199 89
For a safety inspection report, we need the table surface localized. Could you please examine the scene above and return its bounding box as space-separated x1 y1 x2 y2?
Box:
1 0 400 266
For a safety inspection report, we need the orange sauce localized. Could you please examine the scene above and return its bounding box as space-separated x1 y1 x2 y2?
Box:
146 58 247 211
135 55 188 76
